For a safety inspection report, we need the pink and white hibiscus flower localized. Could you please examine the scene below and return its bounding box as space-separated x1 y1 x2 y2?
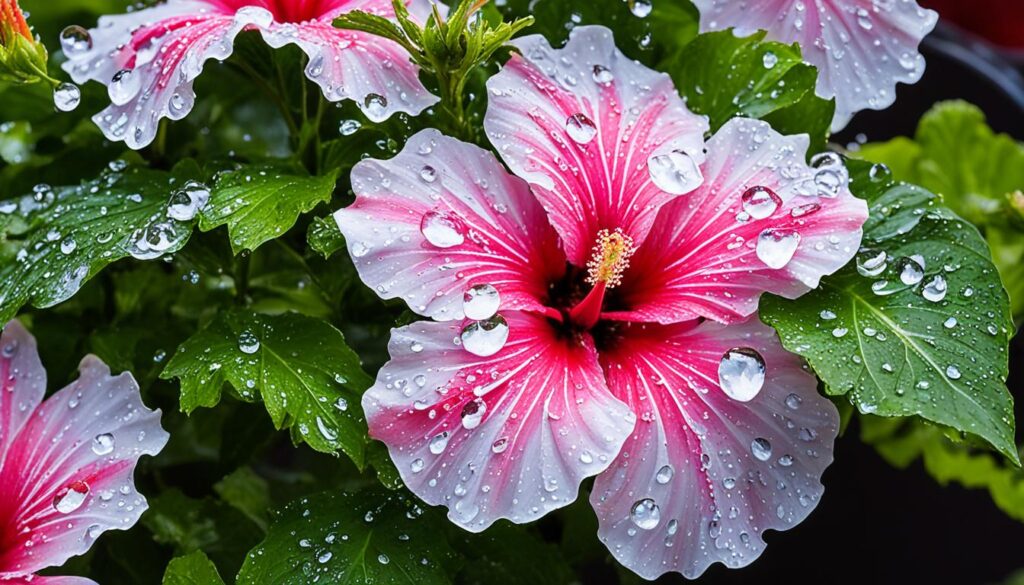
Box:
61 0 441 149
0 321 169 585
692 0 939 131
335 26 868 579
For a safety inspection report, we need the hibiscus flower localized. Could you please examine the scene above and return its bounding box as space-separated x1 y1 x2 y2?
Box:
0 321 168 585
335 26 868 578
692 0 939 131
60 0 441 149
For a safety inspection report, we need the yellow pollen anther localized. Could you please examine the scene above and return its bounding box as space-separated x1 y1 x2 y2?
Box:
586 229 635 288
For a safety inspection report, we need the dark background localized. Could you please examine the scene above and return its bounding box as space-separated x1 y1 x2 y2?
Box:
649 18 1024 585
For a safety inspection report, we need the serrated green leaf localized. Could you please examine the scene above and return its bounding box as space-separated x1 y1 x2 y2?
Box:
160 310 373 463
761 161 1017 462
668 30 829 138
236 489 462 585
307 215 346 259
0 164 198 323
199 165 339 254
162 551 226 585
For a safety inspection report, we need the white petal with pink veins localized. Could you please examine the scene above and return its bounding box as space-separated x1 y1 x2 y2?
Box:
0 323 168 577
0 322 46 469
335 129 566 321
609 117 868 325
485 25 709 265
693 0 938 131
363 311 635 532
591 318 838 580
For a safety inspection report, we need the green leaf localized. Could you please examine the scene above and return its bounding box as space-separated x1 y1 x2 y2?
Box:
160 310 373 463
760 161 1018 462
668 30 832 141
0 164 198 323
214 467 272 531
454 524 575 585
199 165 339 254
162 551 226 585
862 417 1024 523
307 215 346 259
236 489 462 585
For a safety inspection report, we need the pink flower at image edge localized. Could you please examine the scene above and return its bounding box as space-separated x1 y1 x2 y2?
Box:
0 321 168 585
335 26 868 579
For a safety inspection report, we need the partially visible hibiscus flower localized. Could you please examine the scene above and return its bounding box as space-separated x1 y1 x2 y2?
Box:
0 321 169 585
60 0 441 149
335 26 868 578
692 0 939 131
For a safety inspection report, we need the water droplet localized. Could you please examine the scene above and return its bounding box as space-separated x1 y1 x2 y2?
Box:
946 365 961 380
491 437 509 454
377 553 390 565
60 25 93 57
167 180 210 221
751 437 772 461
655 465 674 484
856 249 887 277
463 284 500 320
54 83 82 112
762 51 779 69
420 210 465 248
429 431 449 454
565 113 597 144
109 69 141 106
648 150 701 195
339 119 361 136
629 0 653 17
419 166 437 183
125 220 186 260
92 433 115 455
60 238 77 255
410 458 425 473
785 393 802 409
363 94 388 119
460 315 509 357
592 64 614 85
630 498 661 529
922 275 947 302
943 317 957 329
741 186 781 219
756 228 800 269
53 481 90 514
460 398 486 429
235 5 274 27
238 330 260 354
718 347 766 402
898 257 925 285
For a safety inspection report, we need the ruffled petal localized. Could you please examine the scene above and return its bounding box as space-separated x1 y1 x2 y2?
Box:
259 0 440 122
0 347 168 576
62 1 254 149
3 577 98 585
0 322 46 469
692 0 938 131
591 318 838 580
610 118 867 325
363 311 635 532
335 129 566 321
484 25 709 265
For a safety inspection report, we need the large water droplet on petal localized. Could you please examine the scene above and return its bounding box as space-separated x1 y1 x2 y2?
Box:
463 284 500 320
741 186 782 220
756 228 800 269
92 433 115 455
109 69 142 106
592 64 614 85
460 397 486 429
60 25 93 57
565 113 597 144
751 437 772 461
630 498 661 529
429 431 449 454
648 150 701 195
460 315 509 357
53 481 90 514
363 94 388 120
420 210 466 248
718 347 766 402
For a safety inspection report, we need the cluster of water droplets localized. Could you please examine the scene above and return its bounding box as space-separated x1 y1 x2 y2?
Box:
125 179 209 260
459 284 508 358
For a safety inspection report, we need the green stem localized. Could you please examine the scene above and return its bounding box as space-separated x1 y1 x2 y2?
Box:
234 253 251 304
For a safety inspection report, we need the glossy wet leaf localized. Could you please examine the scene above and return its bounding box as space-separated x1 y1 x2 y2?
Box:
307 215 346 259
199 164 339 254
761 161 1017 462
160 310 373 463
163 551 226 585
236 489 462 585
668 30 833 143
0 163 199 323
